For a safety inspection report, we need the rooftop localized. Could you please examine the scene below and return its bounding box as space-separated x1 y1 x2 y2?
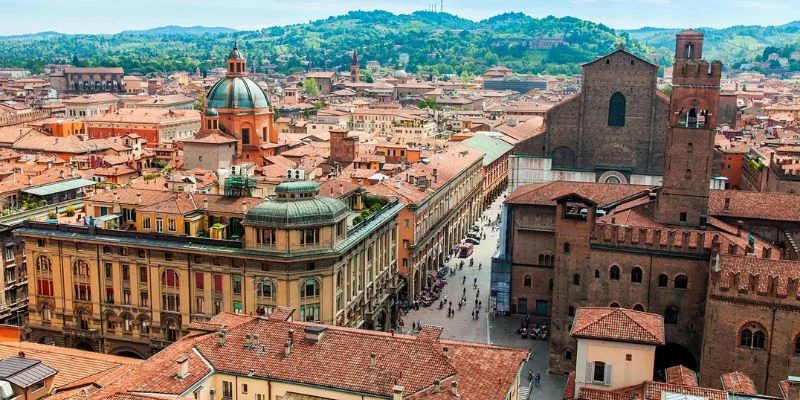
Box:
570 307 665 346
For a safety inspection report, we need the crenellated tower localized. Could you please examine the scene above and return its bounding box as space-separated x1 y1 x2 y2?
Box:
654 30 722 227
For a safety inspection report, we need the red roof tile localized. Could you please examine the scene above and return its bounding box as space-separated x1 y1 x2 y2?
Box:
665 365 697 387
720 371 757 394
709 190 800 223
570 307 665 345
506 181 654 208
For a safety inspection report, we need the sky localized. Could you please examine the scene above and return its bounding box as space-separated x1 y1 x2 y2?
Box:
0 0 797 35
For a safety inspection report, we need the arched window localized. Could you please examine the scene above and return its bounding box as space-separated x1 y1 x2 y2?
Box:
299 278 320 322
610 265 620 280
631 267 643 283
568 306 575 317
564 242 571 253
633 304 645 311
523 275 532 287
685 43 693 58
35 256 54 296
674 275 688 289
121 312 133 332
610 302 620 308
753 331 766 349
740 329 753 347
608 92 626 126
594 269 600 278
573 274 580 286
161 269 180 312
73 259 91 301
658 274 669 287
256 278 276 316
664 305 679 324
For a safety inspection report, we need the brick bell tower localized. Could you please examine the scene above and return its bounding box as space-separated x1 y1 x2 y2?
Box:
350 49 360 83
654 30 721 227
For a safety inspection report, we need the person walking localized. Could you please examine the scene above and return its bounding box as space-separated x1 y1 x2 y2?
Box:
534 373 541 387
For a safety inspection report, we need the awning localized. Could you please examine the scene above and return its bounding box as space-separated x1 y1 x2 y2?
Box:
22 179 96 197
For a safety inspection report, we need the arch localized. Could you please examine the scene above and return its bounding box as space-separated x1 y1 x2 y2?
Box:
594 269 600 278
563 242 571 253
103 309 117 330
551 147 577 169
110 347 146 359
654 342 698 378
739 322 767 349
161 269 180 289
608 92 626 126
609 302 620 308
300 278 321 299
631 266 643 283
523 274 532 288
73 340 94 352
685 43 694 58
658 273 669 287
633 304 645 311
674 274 688 289
610 265 621 280
598 171 628 185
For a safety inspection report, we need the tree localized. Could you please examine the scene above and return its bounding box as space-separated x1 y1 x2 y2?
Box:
418 97 442 110
302 78 320 96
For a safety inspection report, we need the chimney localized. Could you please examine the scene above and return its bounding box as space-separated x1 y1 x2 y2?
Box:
736 220 743 237
442 346 449 359
284 339 292 357
724 197 731 210
217 330 227 346
432 168 438 183
450 381 459 397
203 198 209 210
369 352 377 369
27 175 32 186
392 385 404 400
136 193 142 205
242 201 248 212
433 379 441 393
252 334 259 347
59 169 65 179
340 183 344 195
175 355 189 379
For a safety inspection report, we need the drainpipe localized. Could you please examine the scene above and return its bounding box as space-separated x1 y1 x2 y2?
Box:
764 308 776 394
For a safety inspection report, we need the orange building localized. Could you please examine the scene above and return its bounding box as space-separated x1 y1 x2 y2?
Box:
83 108 200 146
29 118 84 137
718 144 748 190
205 43 277 162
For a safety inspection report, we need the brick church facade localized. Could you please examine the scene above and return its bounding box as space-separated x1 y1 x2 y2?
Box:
494 31 800 397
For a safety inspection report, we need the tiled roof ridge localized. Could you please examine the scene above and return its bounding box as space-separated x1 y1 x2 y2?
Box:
578 308 661 343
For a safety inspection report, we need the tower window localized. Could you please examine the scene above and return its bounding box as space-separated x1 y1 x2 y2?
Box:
242 128 250 145
687 143 693 153
680 212 687 222
685 169 692 179
685 43 694 58
608 92 626 127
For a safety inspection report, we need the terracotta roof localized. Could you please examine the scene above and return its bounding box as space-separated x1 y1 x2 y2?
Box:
577 387 635 400
506 181 654 208
720 371 757 394
563 371 576 400
709 190 800 223
570 307 665 345
780 380 800 400
665 365 697 387
182 131 237 144
0 341 140 390
61 93 119 104
579 380 726 400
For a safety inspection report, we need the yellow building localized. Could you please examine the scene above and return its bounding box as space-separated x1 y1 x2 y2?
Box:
19 181 403 358
80 311 528 400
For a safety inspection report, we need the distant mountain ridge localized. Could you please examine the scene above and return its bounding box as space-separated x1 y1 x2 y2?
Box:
118 25 238 36
0 11 797 75
623 21 800 67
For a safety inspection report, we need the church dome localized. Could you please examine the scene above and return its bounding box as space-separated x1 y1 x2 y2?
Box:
243 181 349 228
206 77 270 109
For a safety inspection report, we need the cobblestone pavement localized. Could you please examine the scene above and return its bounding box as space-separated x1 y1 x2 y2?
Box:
397 191 567 399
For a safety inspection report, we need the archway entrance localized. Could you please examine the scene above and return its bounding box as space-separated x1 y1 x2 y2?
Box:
74 340 94 352
654 342 698 381
114 350 144 359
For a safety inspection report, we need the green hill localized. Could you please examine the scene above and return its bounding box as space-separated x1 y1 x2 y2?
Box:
623 21 800 68
0 11 652 76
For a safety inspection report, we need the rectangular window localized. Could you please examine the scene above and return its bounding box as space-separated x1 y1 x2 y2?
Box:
168 219 176 231
194 255 202 264
241 384 248 394
123 289 131 305
164 252 173 261
105 287 114 304
214 299 222 315
233 300 242 314
143 217 151 229
301 228 320 245
232 275 242 295
140 291 149 307
195 297 205 314
213 274 223 293
195 272 205 290
222 381 233 399
139 266 148 283
155 218 163 233
137 249 146 258
679 212 687 222
120 247 129 256
102 246 111 255
122 265 130 282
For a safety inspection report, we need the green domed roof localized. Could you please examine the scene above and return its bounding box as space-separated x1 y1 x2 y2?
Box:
205 108 219 117
244 181 349 228
207 77 269 109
